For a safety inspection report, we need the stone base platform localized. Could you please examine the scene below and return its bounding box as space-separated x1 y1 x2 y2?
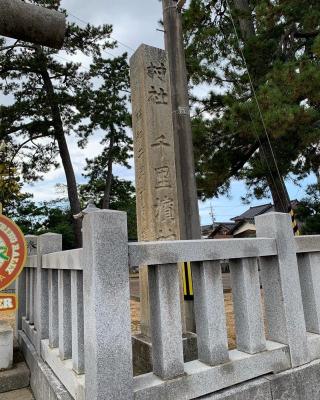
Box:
0 337 30 395
18 327 320 400
18 331 72 400
0 362 29 394
0 388 34 400
201 358 320 400
132 332 198 375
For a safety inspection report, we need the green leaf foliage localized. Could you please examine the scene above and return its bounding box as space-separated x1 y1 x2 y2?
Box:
183 0 320 201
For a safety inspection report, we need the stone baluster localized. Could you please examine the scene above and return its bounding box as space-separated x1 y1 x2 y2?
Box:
192 260 229 365
28 268 34 325
148 263 185 379
48 269 59 348
25 269 30 322
58 269 72 360
36 233 62 353
297 252 320 334
230 257 266 354
71 270 84 374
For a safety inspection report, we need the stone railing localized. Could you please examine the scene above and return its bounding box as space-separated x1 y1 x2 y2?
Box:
16 210 320 400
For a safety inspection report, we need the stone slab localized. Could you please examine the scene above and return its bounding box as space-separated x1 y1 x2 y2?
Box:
0 388 34 400
0 362 29 393
200 377 272 400
41 339 85 400
133 341 291 400
128 238 276 267
266 359 320 400
19 331 73 400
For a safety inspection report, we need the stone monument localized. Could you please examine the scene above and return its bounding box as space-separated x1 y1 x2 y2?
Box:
130 44 185 337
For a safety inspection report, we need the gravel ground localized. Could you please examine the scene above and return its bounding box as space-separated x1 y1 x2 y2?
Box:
131 293 238 350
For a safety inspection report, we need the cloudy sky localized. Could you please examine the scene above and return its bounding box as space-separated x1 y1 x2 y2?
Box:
22 0 315 225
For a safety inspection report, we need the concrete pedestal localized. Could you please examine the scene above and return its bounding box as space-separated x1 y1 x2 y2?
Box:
0 322 13 370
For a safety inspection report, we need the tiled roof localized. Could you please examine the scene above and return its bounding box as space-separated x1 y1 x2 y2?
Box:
232 204 274 221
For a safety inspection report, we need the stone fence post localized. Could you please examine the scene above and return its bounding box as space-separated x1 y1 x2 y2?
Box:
255 212 309 367
83 210 133 400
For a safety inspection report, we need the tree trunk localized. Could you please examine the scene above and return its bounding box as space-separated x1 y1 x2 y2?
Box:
102 130 114 209
315 169 320 188
232 0 291 212
233 0 255 40
38 50 82 247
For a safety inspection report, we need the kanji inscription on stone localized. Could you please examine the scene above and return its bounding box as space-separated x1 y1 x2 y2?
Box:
130 44 183 336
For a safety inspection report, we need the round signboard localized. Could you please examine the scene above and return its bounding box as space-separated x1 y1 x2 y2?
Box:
0 214 27 291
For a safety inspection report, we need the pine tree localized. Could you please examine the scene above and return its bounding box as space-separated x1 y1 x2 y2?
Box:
183 0 320 210
76 54 133 209
0 0 116 246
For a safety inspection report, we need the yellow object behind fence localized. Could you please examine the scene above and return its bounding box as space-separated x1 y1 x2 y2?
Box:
183 262 194 300
289 207 300 236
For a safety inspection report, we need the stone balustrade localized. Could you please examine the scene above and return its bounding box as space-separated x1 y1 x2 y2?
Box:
15 211 320 400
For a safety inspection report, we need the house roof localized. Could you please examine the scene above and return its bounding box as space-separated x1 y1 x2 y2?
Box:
208 222 238 238
232 204 274 222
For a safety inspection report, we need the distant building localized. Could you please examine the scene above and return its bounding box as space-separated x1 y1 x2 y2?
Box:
207 222 237 239
205 201 300 239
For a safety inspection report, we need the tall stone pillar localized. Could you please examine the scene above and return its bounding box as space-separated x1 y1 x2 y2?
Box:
130 44 186 336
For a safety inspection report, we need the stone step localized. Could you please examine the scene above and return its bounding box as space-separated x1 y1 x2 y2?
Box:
0 388 34 400
0 362 30 394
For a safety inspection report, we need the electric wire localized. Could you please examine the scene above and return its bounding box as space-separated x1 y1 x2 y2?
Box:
67 12 135 54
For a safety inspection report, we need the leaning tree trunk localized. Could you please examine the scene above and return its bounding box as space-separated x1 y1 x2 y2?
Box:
39 53 82 247
233 0 291 212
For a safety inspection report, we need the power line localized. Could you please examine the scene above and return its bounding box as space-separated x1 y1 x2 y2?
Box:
67 12 135 54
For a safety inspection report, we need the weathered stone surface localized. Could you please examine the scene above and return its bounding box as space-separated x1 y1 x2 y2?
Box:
267 359 320 400
148 263 184 379
192 260 229 365
128 238 277 267
255 212 309 367
19 331 73 400
133 341 291 400
130 44 180 243
0 323 13 370
132 333 198 376
297 252 320 334
48 269 59 349
83 210 133 400
200 377 272 400
58 270 72 361
0 362 29 394
229 257 266 354
0 388 34 400
130 44 184 336
71 271 84 374
36 233 62 353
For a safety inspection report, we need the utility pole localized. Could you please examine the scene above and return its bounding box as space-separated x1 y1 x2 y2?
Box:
162 0 201 333
162 0 201 241
0 0 66 49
